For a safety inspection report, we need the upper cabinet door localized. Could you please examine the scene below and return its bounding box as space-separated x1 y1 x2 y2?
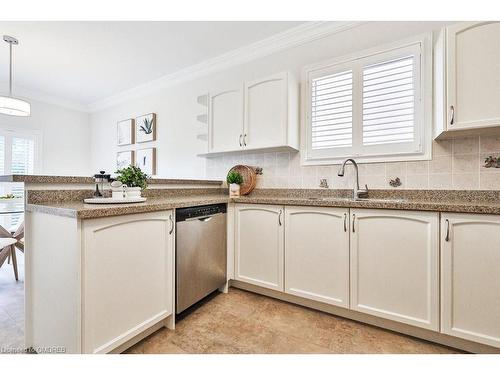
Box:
284 206 349 307
446 22 500 130
234 204 284 291
350 209 439 331
441 213 500 349
243 72 293 149
208 88 243 153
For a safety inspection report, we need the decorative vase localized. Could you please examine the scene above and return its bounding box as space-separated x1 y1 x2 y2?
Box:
229 183 240 198
126 186 142 198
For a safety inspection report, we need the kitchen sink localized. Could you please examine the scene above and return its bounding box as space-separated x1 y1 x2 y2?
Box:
354 198 407 203
305 196 407 203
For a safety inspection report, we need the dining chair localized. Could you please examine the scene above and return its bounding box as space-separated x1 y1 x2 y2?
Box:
1 220 24 281
0 237 19 281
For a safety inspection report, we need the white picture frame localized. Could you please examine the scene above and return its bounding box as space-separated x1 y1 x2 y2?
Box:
135 113 156 143
116 150 135 170
117 119 134 146
136 147 156 175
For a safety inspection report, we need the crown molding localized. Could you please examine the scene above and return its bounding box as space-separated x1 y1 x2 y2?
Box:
88 21 366 112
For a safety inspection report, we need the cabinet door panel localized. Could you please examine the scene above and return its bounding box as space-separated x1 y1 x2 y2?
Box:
244 72 288 148
83 211 174 353
441 213 500 348
209 89 243 152
234 204 284 291
447 22 500 129
350 209 439 331
285 207 349 307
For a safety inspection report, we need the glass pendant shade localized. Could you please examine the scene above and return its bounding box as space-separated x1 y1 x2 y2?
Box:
0 95 31 116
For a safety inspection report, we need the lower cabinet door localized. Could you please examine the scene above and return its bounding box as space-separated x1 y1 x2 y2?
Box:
350 209 439 331
441 213 500 348
82 211 174 353
234 204 284 291
285 206 349 307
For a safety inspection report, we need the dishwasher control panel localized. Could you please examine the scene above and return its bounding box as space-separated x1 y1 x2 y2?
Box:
176 203 227 222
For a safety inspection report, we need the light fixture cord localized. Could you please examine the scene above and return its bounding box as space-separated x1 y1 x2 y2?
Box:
9 41 12 96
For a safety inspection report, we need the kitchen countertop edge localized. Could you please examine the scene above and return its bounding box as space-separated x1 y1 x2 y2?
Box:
25 194 500 219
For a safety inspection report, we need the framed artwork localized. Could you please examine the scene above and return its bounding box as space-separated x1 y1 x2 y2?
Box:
135 113 156 143
136 147 156 175
117 119 134 146
116 150 135 170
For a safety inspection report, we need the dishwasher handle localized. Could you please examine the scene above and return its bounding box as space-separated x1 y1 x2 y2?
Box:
184 213 223 222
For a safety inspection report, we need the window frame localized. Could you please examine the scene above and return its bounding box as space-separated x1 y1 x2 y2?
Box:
301 33 433 165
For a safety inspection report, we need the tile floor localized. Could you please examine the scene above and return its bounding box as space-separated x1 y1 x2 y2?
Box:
126 288 461 354
0 260 463 355
0 251 25 353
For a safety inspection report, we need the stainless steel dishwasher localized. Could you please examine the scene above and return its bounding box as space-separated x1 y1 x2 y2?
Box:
175 204 227 314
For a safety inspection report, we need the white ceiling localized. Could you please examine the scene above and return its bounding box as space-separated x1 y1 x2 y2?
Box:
0 21 304 110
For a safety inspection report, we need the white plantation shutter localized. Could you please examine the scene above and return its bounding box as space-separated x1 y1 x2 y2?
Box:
305 39 428 164
311 70 353 150
363 56 415 146
12 137 35 174
0 136 5 175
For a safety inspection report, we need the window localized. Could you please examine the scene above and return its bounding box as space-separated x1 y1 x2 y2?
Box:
303 35 432 165
0 129 40 231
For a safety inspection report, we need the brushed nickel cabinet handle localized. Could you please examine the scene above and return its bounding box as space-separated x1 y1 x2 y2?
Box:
450 105 455 125
445 219 450 242
243 134 247 146
169 214 174 235
278 209 282 226
239 134 243 147
352 214 356 233
343 213 347 232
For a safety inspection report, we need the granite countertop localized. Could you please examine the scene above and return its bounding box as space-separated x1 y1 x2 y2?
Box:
25 188 500 219
232 195 500 215
26 195 230 219
0 174 223 185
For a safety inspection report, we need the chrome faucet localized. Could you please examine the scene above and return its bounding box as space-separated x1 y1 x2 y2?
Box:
337 159 369 200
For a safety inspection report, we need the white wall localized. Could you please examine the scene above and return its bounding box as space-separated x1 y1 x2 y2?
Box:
90 22 452 180
0 98 91 175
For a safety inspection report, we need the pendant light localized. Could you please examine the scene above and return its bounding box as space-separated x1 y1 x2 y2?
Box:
0 35 30 117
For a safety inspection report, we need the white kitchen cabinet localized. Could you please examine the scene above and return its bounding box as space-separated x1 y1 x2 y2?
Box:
234 204 284 291
441 213 500 348
203 71 298 155
350 209 439 331
435 22 500 138
243 71 298 150
82 210 175 353
26 210 175 354
284 206 349 307
208 88 243 153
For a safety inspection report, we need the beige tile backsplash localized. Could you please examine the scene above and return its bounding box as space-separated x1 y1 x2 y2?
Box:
206 135 500 190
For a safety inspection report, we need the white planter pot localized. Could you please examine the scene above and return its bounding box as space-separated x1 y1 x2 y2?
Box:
229 183 240 198
126 186 142 198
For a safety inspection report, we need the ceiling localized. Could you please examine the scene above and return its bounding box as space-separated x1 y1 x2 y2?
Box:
0 21 304 110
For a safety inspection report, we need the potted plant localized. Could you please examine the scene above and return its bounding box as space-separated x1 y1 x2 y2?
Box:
226 171 243 198
115 165 149 198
